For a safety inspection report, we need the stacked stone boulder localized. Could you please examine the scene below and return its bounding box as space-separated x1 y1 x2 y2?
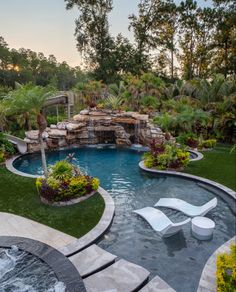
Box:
24 110 171 152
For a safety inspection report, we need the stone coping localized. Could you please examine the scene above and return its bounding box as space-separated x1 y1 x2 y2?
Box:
0 236 86 291
40 190 97 207
59 186 115 257
197 236 236 292
5 155 40 178
5 145 148 179
188 149 204 161
139 161 236 200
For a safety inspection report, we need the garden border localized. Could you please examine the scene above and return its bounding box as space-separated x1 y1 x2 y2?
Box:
139 160 236 200
40 190 97 206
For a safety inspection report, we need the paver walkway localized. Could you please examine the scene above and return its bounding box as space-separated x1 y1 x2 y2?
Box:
0 212 76 250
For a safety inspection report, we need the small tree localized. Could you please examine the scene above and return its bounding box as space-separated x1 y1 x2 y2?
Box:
7 83 54 176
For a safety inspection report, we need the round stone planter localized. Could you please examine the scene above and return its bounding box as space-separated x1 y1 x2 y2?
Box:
40 190 97 207
143 161 184 172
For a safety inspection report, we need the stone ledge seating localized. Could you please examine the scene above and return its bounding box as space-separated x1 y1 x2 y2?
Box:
69 244 176 291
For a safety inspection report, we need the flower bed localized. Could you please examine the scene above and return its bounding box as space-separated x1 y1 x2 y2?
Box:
143 139 190 170
36 160 99 204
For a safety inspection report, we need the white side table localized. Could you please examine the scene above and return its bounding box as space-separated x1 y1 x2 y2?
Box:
191 216 215 240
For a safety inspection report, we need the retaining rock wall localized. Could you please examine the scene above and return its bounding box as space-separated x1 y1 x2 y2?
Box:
24 110 172 152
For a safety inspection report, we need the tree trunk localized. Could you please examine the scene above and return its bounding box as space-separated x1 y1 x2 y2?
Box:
224 40 228 78
24 112 32 131
171 36 174 81
37 112 48 177
39 135 48 177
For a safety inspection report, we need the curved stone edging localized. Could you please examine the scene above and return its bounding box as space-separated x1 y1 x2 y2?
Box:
197 236 236 292
139 161 236 200
59 186 115 257
189 150 204 161
40 190 97 207
5 155 40 178
0 236 86 291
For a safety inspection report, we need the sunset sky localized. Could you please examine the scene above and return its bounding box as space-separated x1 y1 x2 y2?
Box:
0 0 212 67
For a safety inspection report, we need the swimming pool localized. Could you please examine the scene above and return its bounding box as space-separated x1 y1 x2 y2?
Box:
13 147 235 292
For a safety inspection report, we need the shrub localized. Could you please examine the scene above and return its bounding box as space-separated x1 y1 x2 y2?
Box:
0 150 5 163
176 133 198 148
144 139 190 170
92 178 100 190
36 160 100 203
200 139 217 149
0 133 16 155
50 160 73 180
216 244 236 292
186 137 199 148
46 115 65 126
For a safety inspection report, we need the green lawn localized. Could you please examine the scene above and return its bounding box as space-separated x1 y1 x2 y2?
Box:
0 167 105 238
185 144 236 191
0 144 234 239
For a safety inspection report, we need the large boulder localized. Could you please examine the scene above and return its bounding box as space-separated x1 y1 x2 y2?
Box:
80 109 89 115
66 122 85 131
48 129 67 137
25 130 48 140
57 122 68 130
73 114 90 122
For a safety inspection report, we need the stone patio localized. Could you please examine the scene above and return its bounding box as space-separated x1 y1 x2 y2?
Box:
0 212 76 249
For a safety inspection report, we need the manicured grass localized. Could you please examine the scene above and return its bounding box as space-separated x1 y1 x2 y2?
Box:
185 144 236 190
0 167 105 238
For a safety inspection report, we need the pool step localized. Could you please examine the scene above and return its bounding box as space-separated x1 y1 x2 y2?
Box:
69 244 117 278
139 275 176 292
83 259 150 292
69 244 175 291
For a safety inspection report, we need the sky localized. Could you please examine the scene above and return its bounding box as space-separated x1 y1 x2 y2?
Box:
0 0 212 67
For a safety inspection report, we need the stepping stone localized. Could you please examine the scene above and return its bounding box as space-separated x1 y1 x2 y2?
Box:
140 276 176 292
69 244 117 278
84 259 150 292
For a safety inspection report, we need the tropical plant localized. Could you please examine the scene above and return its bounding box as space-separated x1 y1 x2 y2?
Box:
6 83 54 176
216 244 236 292
36 160 100 202
0 132 15 155
143 139 190 170
104 95 123 110
0 102 7 131
50 160 74 180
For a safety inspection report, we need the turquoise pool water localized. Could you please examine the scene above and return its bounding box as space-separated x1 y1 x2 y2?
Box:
13 146 235 292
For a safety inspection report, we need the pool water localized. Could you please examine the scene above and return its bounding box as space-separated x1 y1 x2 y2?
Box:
13 147 235 292
0 246 65 292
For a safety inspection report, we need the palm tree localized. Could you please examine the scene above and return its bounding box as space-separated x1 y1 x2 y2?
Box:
7 83 54 176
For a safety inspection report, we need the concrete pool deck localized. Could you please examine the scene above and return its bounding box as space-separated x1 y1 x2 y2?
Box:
0 186 115 257
0 212 76 250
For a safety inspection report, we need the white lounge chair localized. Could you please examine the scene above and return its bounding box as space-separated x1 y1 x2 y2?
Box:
133 207 190 237
154 197 217 217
